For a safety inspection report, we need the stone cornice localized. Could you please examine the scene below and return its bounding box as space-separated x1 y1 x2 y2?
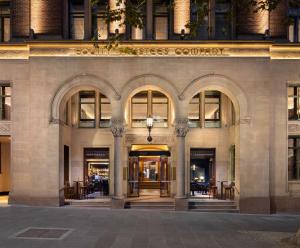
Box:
0 42 300 60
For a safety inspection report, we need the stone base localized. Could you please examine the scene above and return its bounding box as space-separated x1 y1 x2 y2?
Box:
175 198 188 211
239 197 270 214
270 196 300 214
8 195 61 207
111 198 125 209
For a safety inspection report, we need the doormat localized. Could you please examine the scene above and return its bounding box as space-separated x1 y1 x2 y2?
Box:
11 227 73 240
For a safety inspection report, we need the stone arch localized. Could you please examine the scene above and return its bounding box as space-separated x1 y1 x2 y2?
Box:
120 74 181 118
180 74 250 119
50 73 120 122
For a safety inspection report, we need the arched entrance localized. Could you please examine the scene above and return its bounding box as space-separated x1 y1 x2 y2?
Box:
182 74 250 210
120 75 181 200
51 74 119 205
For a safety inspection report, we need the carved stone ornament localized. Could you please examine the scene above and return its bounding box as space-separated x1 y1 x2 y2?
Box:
175 118 189 137
110 119 125 137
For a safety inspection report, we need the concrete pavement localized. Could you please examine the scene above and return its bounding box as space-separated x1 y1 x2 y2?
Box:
0 205 299 248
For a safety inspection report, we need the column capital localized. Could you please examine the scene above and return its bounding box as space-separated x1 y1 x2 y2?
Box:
110 118 125 137
175 118 189 137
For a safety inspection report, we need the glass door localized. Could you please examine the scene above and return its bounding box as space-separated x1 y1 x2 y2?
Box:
160 156 170 197
128 156 139 197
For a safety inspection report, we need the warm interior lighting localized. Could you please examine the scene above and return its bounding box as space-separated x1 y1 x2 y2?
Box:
174 0 190 34
109 0 126 34
131 145 169 151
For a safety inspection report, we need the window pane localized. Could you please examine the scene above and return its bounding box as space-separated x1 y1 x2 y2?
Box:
100 94 112 128
153 103 168 127
4 17 10 42
188 104 200 120
132 91 148 103
205 104 220 120
132 26 143 40
152 91 168 103
288 137 300 181
97 17 108 40
71 16 84 40
155 17 168 40
80 104 95 119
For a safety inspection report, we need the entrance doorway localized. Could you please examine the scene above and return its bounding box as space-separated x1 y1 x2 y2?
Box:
128 145 171 197
190 148 215 197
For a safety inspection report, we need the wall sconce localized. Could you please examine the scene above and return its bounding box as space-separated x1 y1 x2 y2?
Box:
146 117 153 142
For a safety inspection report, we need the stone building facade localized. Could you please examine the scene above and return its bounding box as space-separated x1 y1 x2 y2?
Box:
0 0 300 214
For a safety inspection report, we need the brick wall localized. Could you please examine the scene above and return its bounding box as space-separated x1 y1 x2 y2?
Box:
11 0 30 38
31 0 62 35
237 5 269 35
270 0 287 37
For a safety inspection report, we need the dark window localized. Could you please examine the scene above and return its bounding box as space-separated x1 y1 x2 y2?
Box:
99 93 111 128
205 91 221 128
69 0 84 40
188 93 201 128
64 145 69 184
288 137 300 181
215 0 232 39
0 85 11 120
0 2 10 42
79 91 96 128
288 86 300 120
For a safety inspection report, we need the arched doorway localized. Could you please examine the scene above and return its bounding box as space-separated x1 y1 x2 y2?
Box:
186 90 237 200
51 74 119 205
181 74 249 209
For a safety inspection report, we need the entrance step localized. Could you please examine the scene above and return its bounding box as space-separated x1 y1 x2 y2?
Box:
125 200 175 210
188 199 239 213
65 199 111 208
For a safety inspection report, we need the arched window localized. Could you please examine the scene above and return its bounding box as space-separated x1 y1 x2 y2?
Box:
131 90 168 128
188 90 221 128
79 91 111 128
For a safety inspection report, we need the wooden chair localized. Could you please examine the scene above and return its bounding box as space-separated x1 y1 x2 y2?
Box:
224 182 235 200
208 179 218 199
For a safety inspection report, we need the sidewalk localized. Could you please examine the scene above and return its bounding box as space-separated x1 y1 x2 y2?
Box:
0 205 299 248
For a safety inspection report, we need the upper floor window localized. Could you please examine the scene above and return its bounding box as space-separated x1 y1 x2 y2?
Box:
0 2 10 42
288 136 300 181
288 86 300 120
215 0 232 39
79 91 96 128
131 90 168 128
0 85 11 121
70 0 84 40
288 17 300 43
92 0 108 40
154 0 169 40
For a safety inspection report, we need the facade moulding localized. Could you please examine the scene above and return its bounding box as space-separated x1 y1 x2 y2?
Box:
0 42 300 60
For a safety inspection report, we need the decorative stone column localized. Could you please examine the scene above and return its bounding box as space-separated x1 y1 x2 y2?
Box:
111 119 125 208
175 118 189 210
